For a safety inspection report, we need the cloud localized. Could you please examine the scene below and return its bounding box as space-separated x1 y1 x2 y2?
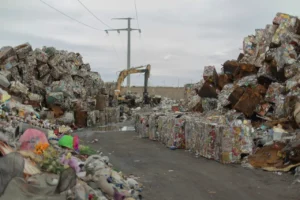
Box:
163 54 173 61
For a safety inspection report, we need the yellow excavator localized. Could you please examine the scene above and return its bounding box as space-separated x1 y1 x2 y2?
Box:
114 64 151 104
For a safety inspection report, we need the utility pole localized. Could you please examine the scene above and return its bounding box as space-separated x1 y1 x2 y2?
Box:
105 18 141 90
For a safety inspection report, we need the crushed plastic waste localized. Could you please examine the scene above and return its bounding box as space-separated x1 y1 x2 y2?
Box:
134 13 300 181
0 43 143 199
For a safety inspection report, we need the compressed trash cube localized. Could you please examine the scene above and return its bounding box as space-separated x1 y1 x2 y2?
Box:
2 55 18 70
257 63 277 84
38 64 50 78
10 81 29 97
0 70 11 80
184 116 194 150
221 120 254 164
197 81 218 98
243 35 256 56
87 110 97 127
272 44 297 71
184 84 194 101
0 46 16 63
185 117 255 164
75 109 87 128
170 117 186 149
274 95 286 118
96 111 105 126
203 66 218 86
135 114 150 138
56 112 75 125
33 48 48 63
286 74 300 92
201 123 222 161
265 82 285 103
148 114 157 140
284 63 300 79
218 84 235 107
273 13 294 25
218 74 232 89
272 13 300 45
234 63 257 80
234 88 262 117
14 43 33 60
237 75 257 87
148 113 165 141
255 103 272 116
159 115 174 145
0 74 10 89
202 98 218 112
46 92 64 105
184 116 204 151
253 84 268 96
223 60 239 75
104 107 120 124
157 115 167 142
228 86 245 107
51 81 75 98
187 95 202 112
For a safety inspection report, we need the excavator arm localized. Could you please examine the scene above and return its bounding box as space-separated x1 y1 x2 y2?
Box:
114 64 151 103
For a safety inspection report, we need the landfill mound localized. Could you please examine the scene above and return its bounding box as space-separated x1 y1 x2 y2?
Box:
0 43 120 128
135 13 300 174
0 44 142 199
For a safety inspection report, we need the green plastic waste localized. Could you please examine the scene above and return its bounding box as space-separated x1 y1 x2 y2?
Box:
79 145 97 156
58 135 73 149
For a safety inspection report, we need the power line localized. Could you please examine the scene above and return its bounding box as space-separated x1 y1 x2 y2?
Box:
105 18 141 88
76 0 113 29
118 34 127 61
133 0 147 62
40 0 102 31
111 43 120 59
40 0 121 67
133 0 140 29
106 34 121 60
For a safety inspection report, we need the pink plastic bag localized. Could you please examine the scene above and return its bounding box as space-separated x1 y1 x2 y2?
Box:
19 129 49 151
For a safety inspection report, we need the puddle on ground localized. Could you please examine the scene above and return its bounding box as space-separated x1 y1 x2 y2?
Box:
120 126 135 131
94 125 135 132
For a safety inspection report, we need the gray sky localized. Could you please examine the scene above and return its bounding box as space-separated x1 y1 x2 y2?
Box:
1 0 299 86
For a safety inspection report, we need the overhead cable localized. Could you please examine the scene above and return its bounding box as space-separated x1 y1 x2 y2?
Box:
77 0 113 29
40 0 102 31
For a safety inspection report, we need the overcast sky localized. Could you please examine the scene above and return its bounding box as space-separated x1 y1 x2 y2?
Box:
1 0 300 86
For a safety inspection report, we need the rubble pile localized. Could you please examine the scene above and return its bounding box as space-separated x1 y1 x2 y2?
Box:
0 43 120 127
135 13 300 172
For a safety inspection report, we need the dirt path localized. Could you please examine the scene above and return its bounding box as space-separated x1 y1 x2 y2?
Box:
76 129 300 200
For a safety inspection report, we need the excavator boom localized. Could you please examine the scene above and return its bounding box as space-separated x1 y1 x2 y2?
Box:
114 64 151 104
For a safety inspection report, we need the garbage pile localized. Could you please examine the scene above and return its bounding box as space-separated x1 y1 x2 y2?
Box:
135 13 300 173
0 126 142 199
0 43 120 127
0 43 140 199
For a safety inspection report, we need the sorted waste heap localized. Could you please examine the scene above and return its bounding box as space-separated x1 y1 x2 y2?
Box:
135 13 300 173
0 44 141 199
0 43 120 128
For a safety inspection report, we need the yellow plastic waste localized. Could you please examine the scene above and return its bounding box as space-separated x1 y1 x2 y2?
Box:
0 88 11 103
18 109 25 118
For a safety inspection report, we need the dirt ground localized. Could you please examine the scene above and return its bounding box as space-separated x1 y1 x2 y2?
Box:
76 129 300 200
